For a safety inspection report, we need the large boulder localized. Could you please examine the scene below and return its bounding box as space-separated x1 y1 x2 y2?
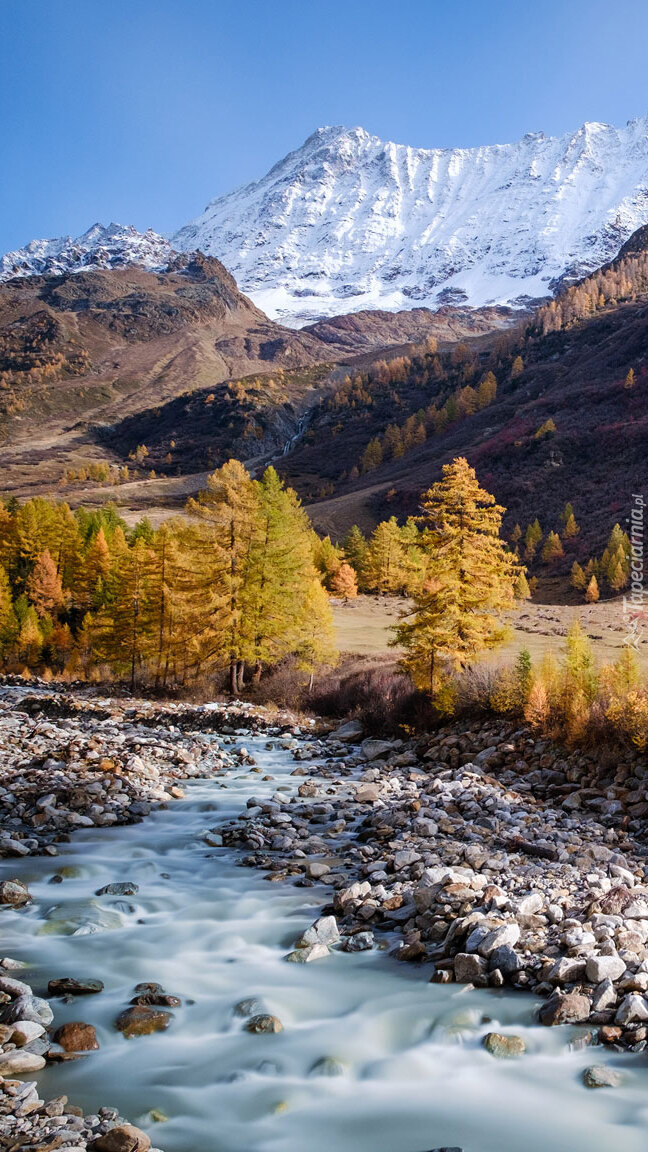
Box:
91 1125 151 1152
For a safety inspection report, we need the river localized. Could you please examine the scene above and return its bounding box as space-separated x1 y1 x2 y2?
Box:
1 728 647 1152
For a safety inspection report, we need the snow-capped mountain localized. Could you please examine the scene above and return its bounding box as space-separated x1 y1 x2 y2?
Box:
173 118 648 325
0 223 173 282
4 117 648 326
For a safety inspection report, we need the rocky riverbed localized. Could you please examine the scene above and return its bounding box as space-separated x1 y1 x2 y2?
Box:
221 718 648 1051
1 680 648 1151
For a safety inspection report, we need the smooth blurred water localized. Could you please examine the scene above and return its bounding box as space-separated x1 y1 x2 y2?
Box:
2 734 648 1152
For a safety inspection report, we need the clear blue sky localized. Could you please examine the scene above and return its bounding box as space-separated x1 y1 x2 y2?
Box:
3 0 648 253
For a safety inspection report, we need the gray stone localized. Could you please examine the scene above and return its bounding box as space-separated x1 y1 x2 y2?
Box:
332 720 364 742
296 915 340 948
308 1055 347 1077
0 1050 46 1074
341 931 374 952
454 953 488 982
95 881 139 896
482 1031 526 1058
615 993 648 1025
285 943 330 963
583 1064 622 1089
1 994 53 1026
477 922 520 957
360 738 401 761
539 990 591 1026
488 945 521 977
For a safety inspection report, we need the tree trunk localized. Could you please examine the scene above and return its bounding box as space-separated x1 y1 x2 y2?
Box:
229 659 238 695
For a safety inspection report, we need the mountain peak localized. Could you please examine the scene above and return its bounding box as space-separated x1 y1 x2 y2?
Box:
171 114 648 325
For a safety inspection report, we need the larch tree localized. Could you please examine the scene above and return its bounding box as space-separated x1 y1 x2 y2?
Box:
524 519 543 560
364 517 410 594
188 459 260 694
585 574 600 603
342 525 368 586
93 538 155 688
0 564 17 658
393 458 520 694
77 527 112 611
241 467 320 681
542 531 564 562
571 561 586 591
331 561 358 600
26 549 65 618
295 578 338 691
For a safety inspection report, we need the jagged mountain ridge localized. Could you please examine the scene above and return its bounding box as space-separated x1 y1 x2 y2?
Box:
173 118 648 324
0 223 174 282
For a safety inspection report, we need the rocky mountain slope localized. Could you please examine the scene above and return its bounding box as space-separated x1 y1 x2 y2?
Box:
0 249 512 501
281 231 648 549
173 117 648 324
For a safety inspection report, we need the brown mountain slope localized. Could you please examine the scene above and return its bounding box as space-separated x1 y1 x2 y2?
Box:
285 255 648 555
0 253 515 500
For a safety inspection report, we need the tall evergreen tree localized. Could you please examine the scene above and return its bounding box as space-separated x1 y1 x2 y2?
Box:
393 458 520 693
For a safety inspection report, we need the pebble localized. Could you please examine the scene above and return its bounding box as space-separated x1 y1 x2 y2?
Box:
244 1014 283 1034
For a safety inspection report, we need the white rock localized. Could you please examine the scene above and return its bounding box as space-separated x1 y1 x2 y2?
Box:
477 923 521 958
615 993 648 1024
586 954 627 983
285 943 330 963
11 1019 46 1045
0 1051 46 1075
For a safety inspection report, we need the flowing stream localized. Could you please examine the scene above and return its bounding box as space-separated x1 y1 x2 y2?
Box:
2 729 648 1152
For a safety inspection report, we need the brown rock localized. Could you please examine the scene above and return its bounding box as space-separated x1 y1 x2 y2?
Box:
115 1005 172 1038
245 1014 283 1034
599 886 635 916
48 977 104 996
0 879 31 906
538 990 591 1026
53 1021 99 1051
91 1124 151 1152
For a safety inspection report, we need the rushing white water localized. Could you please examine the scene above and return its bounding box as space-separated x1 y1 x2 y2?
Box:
2 731 648 1152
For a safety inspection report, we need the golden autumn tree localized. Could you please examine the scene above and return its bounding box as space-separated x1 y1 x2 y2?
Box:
240 466 323 681
585 574 600 603
541 531 564 562
188 459 260 694
93 538 155 688
331 561 358 600
295 578 338 691
393 458 521 693
26 549 65 617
